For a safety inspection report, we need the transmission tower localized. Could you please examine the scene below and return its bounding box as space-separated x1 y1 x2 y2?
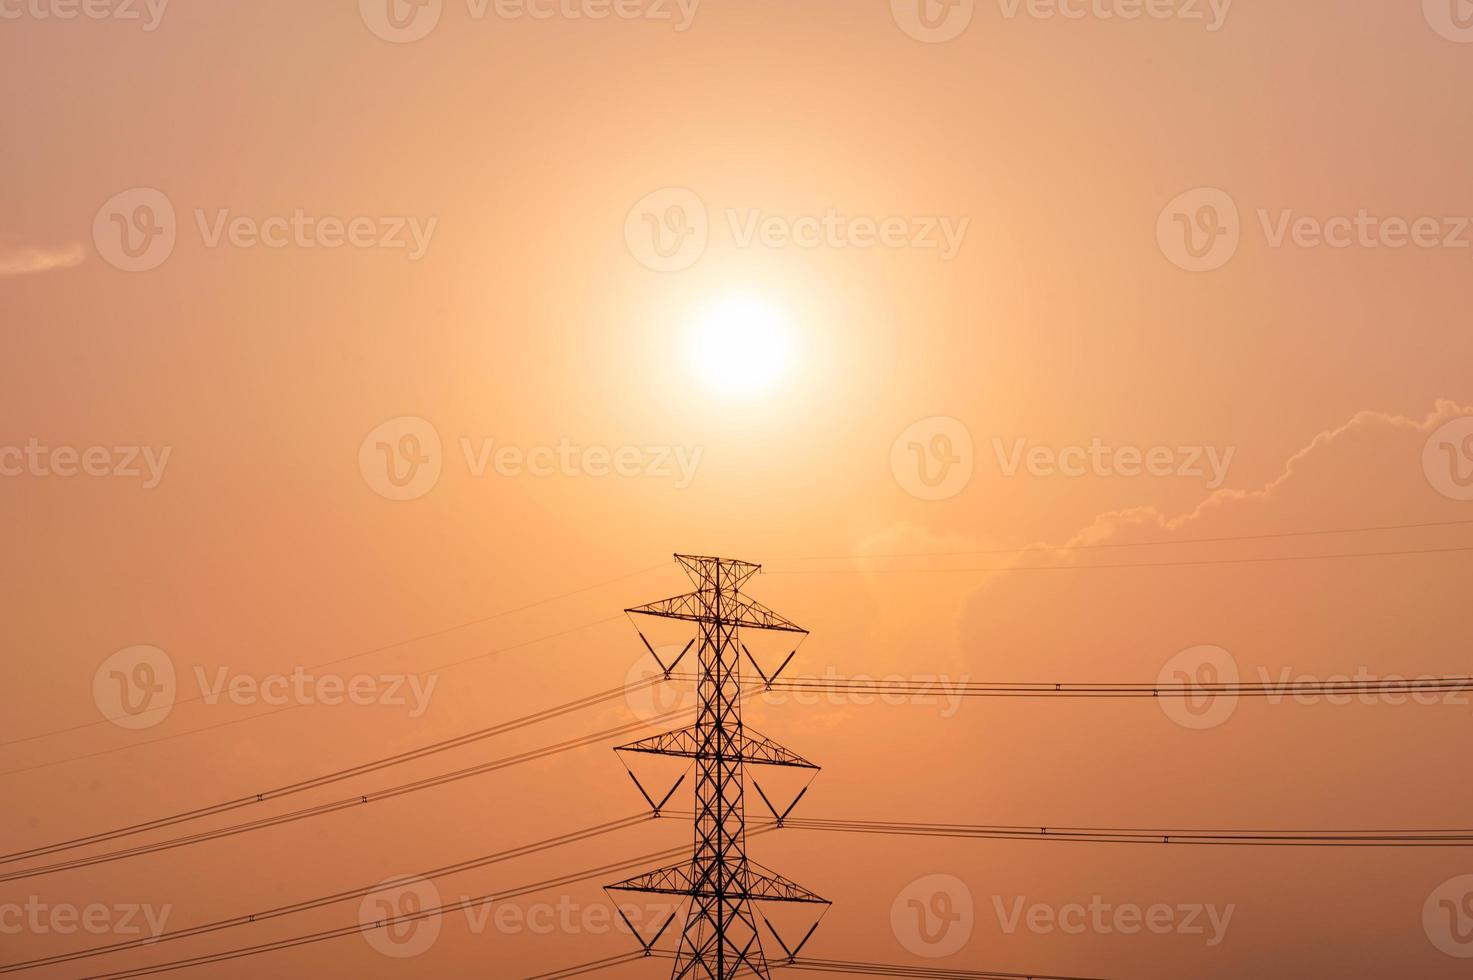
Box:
607 554 829 980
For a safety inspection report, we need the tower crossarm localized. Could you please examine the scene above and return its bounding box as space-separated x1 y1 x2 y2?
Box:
615 726 819 769
607 860 829 905
626 592 807 634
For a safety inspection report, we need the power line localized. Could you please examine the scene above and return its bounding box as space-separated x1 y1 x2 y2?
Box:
769 677 1473 698
28 546 1461 979
774 517 1473 562
0 705 699 885
2 562 665 749
63 855 1091 980
73 831 776 980
0 678 658 866
764 544 1473 575
762 815 1473 848
525 951 651 979
533 950 1111 980
783 957 1112 979
674 674 1473 700
0 813 650 973
0 613 625 779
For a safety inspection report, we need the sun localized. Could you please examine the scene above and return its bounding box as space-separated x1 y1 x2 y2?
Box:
688 294 796 396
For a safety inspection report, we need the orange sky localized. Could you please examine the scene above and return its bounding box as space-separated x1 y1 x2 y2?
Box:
3 2 1473 978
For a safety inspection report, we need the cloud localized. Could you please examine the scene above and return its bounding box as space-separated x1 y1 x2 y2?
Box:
834 401 1473 675
0 242 86 277
1044 399 1473 556
933 400 1473 842
954 399 1473 677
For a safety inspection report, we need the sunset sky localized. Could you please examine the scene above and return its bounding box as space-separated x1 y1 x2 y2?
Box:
4 2 1473 978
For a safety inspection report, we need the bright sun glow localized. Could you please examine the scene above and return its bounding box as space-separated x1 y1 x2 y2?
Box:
689 295 796 396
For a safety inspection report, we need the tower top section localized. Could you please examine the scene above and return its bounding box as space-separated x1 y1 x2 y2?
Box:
625 555 806 634
673 553 762 590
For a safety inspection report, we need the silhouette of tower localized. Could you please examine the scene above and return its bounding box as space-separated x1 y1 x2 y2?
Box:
607 555 827 979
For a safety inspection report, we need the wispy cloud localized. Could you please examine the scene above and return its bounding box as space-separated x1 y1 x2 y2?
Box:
0 242 86 277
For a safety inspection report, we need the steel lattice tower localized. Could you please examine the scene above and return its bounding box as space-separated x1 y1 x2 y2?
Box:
607 555 828 980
